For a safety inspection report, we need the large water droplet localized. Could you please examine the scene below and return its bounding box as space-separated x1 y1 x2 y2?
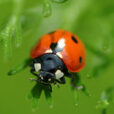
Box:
43 0 52 17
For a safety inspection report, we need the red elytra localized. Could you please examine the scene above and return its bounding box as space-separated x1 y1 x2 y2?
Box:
31 30 86 73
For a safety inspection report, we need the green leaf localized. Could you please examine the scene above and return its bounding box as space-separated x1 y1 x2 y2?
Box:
102 109 107 114
8 58 32 75
0 26 13 60
12 0 23 47
0 0 23 59
70 73 90 106
28 83 53 109
71 88 79 106
85 42 110 78
96 87 114 113
44 85 53 108
28 83 43 109
70 73 90 96
79 84 91 96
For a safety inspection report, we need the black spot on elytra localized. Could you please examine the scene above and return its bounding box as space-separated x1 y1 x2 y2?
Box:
79 57 82 63
72 36 78 44
50 43 57 51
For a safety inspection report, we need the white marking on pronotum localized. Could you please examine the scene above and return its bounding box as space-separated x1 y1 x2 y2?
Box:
34 63 41 72
55 38 65 52
45 49 53 53
48 78 51 81
41 77 44 80
55 70 64 79
56 52 63 58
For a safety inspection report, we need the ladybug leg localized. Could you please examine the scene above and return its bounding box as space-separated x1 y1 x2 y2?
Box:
60 77 66 84
56 77 66 84
30 68 38 76
29 78 38 81
54 82 60 88
29 77 49 85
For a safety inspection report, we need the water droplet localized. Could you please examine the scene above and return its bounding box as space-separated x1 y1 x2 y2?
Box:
43 1 52 17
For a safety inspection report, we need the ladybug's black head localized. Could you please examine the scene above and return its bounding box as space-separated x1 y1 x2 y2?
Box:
30 54 67 84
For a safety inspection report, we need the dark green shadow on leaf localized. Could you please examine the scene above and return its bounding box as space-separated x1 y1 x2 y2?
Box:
102 109 107 114
28 83 53 109
28 83 43 109
44 85 53 108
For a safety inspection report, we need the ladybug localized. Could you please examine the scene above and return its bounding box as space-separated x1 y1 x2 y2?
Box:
30 30 85 85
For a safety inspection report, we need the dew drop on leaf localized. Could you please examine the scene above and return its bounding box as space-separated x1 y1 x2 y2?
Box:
43 0 52 17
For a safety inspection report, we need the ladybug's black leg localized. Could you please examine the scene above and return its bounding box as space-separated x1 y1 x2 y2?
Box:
56 77 66 84
60 77 66 84
29 78 38 81
54 82 60 88
30 69 38 76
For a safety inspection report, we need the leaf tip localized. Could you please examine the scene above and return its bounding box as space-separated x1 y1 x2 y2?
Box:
7 71 15 76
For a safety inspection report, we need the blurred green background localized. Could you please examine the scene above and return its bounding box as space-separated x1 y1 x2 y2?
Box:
0 0 114 114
